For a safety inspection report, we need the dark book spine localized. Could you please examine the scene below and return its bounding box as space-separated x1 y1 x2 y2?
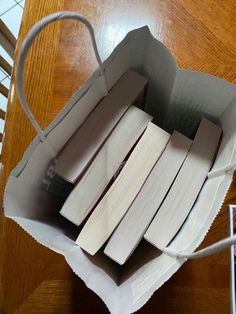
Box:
41 159 74 205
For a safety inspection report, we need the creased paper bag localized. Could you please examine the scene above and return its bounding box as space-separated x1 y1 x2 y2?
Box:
4 12 236 314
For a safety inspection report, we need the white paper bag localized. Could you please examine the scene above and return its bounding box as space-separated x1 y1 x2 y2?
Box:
4 12 236 314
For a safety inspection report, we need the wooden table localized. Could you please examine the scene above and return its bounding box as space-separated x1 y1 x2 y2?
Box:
1 0 236 313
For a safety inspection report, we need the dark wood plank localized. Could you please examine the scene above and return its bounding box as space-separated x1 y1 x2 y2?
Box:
0 19 16 58
0 83 8 98
0 108 5 120
0 55 12 76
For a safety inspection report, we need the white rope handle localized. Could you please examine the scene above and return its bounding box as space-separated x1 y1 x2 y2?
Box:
162 234 236 260
208 162 236 178
16 11 108 157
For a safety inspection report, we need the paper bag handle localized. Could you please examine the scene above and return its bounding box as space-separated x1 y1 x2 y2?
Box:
16 11 107 157
162 234 236 260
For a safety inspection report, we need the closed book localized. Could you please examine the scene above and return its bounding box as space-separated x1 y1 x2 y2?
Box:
76 122 170 255
104 131 192 264
144 118 222 250
60 106 152 226
54 70 148 184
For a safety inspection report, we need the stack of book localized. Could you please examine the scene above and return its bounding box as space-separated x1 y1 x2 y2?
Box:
49 70 222 265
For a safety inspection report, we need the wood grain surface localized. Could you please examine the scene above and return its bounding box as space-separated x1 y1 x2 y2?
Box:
0 0 236 313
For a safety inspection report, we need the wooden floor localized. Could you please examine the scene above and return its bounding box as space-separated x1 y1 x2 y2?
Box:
1 0 236 313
